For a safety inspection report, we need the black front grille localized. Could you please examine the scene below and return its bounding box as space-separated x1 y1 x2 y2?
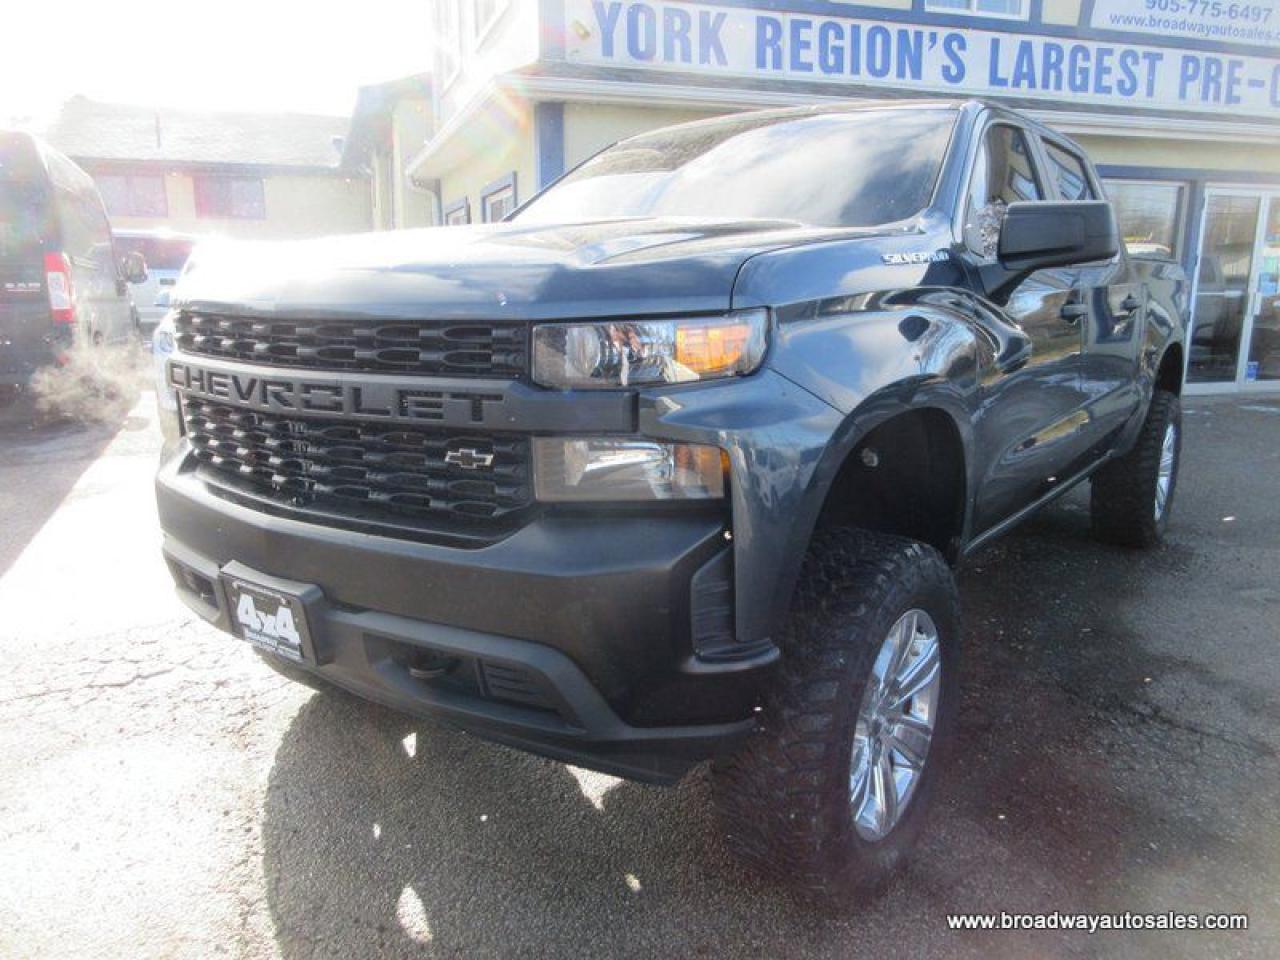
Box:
174 311 527 378
183 398 531 544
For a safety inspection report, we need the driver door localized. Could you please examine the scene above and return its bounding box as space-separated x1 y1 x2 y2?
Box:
965 122 1094 534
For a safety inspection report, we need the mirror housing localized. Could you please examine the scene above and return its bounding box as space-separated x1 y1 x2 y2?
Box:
997 200 1119 273
121 250 148 284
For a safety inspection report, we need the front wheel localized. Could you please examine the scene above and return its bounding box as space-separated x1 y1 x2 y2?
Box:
711 528 960 897
1090 389 1182 548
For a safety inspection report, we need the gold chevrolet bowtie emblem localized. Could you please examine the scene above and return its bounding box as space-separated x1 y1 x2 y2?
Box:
444 447 495 470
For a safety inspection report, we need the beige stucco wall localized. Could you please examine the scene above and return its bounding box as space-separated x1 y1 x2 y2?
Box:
104 170 371 239
1040 0 1084 26
436 98 537 224
391 99 435 228
563 103 727 169
371 153 395 231
1074 134 1280 176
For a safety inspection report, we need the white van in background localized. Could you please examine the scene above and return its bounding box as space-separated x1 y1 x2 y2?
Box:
111 229 196 336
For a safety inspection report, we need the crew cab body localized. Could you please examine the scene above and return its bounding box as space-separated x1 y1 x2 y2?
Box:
154 100 1187 783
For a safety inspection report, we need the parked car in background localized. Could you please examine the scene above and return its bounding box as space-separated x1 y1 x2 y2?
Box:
112 229 196 337
0 131 146 394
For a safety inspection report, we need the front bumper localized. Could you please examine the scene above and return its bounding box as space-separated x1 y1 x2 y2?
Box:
157 459 776 783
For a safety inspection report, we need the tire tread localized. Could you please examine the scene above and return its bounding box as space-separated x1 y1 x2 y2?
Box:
711 527 958 896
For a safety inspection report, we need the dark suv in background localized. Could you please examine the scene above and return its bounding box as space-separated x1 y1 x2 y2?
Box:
0 131 146 395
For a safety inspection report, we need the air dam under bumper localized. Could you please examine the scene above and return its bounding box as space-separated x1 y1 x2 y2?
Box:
156 461 776 783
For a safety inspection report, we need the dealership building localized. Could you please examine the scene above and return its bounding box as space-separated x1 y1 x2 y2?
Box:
410 0 1280 392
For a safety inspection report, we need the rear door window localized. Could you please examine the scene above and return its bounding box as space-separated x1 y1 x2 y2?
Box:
1042 141 1096 202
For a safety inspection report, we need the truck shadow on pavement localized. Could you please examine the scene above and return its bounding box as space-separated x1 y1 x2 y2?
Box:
261 482 1280 959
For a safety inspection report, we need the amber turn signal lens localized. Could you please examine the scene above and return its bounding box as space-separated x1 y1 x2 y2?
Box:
675 321 754 377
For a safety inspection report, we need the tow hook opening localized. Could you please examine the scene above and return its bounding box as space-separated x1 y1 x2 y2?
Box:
406 650 460 681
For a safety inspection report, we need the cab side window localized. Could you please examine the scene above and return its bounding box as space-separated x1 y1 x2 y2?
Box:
963 124 1044 259
1042 141 1095 201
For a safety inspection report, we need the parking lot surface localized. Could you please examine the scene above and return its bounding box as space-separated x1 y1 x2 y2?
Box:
1 392 1278 959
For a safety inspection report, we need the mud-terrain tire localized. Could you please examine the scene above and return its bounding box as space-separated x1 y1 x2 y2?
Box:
711 527 960 898
1090 389 1181 548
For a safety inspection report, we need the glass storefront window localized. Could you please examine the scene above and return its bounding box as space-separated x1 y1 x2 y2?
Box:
1246 198 1280 382
1189 193 1260 384
1103 180 1185 260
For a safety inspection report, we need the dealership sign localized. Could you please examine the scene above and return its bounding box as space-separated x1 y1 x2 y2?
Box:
564 0 1280 118
1090 0 1279 52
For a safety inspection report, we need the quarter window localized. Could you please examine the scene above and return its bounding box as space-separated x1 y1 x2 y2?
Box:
1043 142 1095 201
481 175 516 223
444 198 471 226
964 125 1044 259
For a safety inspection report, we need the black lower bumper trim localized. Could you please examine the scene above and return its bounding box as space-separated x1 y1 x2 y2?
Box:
164 541 759 784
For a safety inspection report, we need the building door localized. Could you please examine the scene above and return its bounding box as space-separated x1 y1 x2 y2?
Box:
1188 189 1280 391
1245 197 1280 386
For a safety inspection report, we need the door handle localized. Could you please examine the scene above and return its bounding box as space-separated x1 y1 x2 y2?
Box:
1120 293 1142 313
1060 302 1089 324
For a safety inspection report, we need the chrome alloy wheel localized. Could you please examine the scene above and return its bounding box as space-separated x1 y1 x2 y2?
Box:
850 609 942 842
1155 422 1178 522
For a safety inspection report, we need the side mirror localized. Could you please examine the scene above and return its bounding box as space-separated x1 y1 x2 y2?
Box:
997 201 1119 273
121 250 148 284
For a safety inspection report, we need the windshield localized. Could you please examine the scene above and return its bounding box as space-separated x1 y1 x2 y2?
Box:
516 108 957 229
0 180 53 260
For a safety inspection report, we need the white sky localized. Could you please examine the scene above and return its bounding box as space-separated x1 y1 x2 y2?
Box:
1 0 433 124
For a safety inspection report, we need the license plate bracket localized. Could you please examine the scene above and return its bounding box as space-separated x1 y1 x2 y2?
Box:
220 564 321 664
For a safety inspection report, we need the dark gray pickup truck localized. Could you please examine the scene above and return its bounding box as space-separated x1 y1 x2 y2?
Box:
154 99 1188 895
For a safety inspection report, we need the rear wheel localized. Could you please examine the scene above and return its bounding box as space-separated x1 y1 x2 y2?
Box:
711 528 960 897
1090 389 1181 548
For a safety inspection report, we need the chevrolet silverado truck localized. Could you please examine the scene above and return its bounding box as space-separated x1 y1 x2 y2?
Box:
153 99 1188 895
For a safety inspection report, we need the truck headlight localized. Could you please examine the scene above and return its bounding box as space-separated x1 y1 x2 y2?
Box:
152 310 183 452
532 309 767 389
533 438 726 501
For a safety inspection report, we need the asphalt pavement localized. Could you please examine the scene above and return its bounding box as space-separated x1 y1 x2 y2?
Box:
1 389 1278 959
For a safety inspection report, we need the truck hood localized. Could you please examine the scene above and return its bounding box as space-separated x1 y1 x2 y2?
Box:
173 218 896 320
